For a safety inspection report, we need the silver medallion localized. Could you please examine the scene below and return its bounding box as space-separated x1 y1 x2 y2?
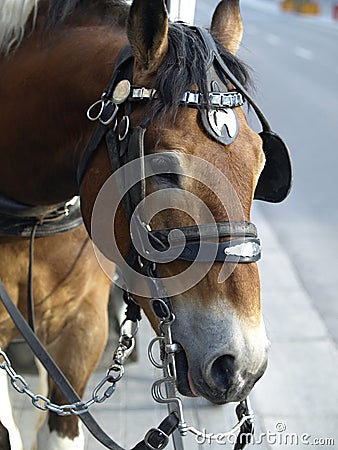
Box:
112 80 131 105
208 108 238 139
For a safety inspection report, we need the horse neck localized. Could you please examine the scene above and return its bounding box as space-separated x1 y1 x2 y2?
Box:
0 22 127 206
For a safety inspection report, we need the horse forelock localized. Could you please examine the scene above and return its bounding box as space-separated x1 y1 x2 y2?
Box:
150 23 253 126
0 0 38 54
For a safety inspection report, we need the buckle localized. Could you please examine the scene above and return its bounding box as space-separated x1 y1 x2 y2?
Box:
144 428 169 450
182 91 201 105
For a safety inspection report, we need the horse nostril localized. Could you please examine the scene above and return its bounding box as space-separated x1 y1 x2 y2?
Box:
209 354 236 391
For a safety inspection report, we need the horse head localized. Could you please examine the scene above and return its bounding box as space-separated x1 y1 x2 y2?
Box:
80 0 274 405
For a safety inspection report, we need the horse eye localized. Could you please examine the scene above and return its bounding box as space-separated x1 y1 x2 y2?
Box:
148 154 181 187
150 154 177 174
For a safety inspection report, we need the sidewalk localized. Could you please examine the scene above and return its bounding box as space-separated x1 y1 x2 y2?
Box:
9 206 338 449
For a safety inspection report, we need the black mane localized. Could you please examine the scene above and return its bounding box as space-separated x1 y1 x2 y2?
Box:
46 1 252 124
151 23 252 124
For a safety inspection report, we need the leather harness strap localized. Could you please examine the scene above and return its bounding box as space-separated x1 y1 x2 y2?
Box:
0 280 179 449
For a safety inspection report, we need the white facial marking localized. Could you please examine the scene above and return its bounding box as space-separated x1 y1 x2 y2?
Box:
0 370 23 450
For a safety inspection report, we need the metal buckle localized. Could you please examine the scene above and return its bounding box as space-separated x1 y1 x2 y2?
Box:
144 428 169 450
182 91 200 105
132 87 155 100
208 92 244 108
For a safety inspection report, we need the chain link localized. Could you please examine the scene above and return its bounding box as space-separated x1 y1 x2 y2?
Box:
148 298 254 443
0 318 138 416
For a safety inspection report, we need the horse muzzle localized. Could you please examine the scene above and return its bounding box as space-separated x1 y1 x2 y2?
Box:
171 308 270 404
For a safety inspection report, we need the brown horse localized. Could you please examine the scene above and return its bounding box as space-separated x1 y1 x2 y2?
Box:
0 0 291 448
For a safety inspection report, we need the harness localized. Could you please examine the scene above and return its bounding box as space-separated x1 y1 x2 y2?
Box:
0 195 82 237
0 25 292 450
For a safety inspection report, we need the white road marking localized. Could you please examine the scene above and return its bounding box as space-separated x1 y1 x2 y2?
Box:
294 46 314 60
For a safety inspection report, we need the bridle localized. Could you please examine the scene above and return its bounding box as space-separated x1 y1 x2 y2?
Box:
80 23 264 335
79 22 292 317
78 24 280 449
80 24 292 275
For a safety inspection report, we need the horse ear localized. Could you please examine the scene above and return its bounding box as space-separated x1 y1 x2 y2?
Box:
127 0 169 74
210 0 243 55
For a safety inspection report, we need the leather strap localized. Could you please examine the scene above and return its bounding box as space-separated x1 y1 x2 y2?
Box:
77 46 134 187
150 222 258 244
0 279 179 449
0 197 83 238
77 123 109 187
27 222 38 331
147 237 261 264
132 412 179 450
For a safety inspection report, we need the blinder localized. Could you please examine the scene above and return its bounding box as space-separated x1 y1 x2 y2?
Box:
193 27 293 203
256 130 292 203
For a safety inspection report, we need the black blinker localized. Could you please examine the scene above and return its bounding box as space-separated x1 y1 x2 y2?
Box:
254 131 293 203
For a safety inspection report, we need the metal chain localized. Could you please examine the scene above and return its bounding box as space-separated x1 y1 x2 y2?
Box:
148 299 255 443
0 318 138 416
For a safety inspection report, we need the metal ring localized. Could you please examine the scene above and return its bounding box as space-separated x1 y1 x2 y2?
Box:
99 102 118 126
120 318 139 339
87 99 105 121
106 364 125 382
148 337 166 369
151 298 173 321
118 116 130 141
